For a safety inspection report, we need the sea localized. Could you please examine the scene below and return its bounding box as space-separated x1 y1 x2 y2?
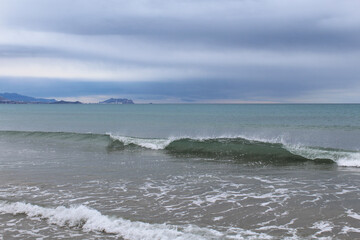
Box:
0 104 359 239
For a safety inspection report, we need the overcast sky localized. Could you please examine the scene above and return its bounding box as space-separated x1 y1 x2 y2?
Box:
0 0 359 103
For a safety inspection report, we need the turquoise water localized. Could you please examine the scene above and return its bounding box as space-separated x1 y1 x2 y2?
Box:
0 104 359 239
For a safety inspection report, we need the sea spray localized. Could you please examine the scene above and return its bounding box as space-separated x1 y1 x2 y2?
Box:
1 130 360 166
0 201 227 240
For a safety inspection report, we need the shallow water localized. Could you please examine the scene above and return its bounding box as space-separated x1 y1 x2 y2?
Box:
0 104 359 239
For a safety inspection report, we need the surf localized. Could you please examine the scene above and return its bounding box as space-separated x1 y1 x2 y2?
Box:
1 130 360 167
0 201 226 240
109 134 336 165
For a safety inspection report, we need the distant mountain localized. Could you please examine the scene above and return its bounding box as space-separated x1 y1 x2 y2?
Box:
50 100 82 104
0 93 56 103
0 95 25 104
99 98 134 104
0 93 82 104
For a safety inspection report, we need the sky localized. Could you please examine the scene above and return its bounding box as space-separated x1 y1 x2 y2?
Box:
0 0 359 103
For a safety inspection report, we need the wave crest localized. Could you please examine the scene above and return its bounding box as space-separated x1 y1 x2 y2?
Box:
109 134 174 150
0 201 224 240
1 130 359 167
109 135 337 165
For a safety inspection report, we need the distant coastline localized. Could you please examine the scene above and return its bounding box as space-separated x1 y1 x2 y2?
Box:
99 98 134 104
0 93 134 104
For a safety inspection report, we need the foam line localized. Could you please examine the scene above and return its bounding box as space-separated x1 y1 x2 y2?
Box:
0 201 225 240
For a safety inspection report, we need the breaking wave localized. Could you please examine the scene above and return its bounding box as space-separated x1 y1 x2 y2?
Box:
1 130 359 167
109 134 339 165
0 201 271 240
0 201 221 239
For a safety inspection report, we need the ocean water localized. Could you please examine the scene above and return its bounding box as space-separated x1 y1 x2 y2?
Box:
0 104 359 239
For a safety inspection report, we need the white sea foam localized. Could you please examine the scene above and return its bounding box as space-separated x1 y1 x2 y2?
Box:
337 155 360 167
108 133 360 167
311 221 334 235
107 133 286 151
341 226 360 234
108 134 175 150
235 134 360 167
346 209 360 220
0 201 225 240
285 145 360 167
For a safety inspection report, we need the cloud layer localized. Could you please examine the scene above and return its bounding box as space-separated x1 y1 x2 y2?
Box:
0 0 359 102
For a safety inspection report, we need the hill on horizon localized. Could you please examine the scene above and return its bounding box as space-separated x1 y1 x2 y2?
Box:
0 93 56 103
99 98 134 104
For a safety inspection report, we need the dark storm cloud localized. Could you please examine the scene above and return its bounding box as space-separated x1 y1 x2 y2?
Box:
0 0 360 102
2 0 360 51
